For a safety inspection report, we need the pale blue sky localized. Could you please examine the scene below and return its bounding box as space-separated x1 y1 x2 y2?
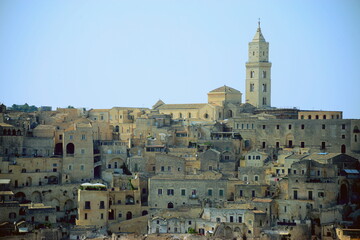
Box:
0 0 359 118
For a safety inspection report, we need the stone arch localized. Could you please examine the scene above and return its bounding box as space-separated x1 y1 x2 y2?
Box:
353 126 359 133
224 226 233 239
167 202 174 209
50 198 60 212
66 143 75 154
125 195 135 205
48 175 58 184
14 192 26 203
54 143 63 155
64 199 74 211
31 191 42 203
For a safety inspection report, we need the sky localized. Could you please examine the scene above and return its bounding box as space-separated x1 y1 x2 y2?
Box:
0 0 359 119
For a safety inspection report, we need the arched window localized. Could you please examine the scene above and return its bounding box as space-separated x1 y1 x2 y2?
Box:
179 113 182 118
66 143 75 154
125 195 135 205
188 112 191 118
341 144 346 154
126 211 132 220
167 202 174 209
115 126 119 132
262 97 267 105
323 115 326 119
262 71 266 78
316 115 319 119
227 110 233 118
353 126 360 133
308 115 312 119
204 113 209 119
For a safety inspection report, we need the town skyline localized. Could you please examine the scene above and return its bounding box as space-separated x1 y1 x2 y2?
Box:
0 0 359 119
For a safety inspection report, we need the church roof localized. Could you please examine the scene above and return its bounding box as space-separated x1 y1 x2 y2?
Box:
156 103 207 110
209 85 240 93
252 21 266 42
152 99 165 109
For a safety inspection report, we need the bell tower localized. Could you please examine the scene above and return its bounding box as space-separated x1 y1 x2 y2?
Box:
245 20 271 108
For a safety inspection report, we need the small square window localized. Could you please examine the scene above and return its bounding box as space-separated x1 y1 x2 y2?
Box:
342 135 345 139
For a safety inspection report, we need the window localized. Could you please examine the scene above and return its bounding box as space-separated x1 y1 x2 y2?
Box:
321 142 326 150
69 135 73 140
342 124 346 129
262 84 267 92
308 115 312 119
208 189 213 196
80 165 84 171
239 216 243 223
239 190 243 197
318 192 324 198
322 124 326 129
179 113 182 118
181 189 186 196
276 125 280 130
250 83 254 92
301 115 304 119
250 71 255 78
252 190 255 197
262 125 266 129
161 166 164 172
84 213 87 219
100 201 105 209
262 97 267 105
59 134 62 140
276 142 280 148
101 213 104 219
81 149 85 154
262 70 266 78
188 113 191 118
342 135 345 139
316 115 319 119
254 176 259 181
68 165 72 170
167 189 174 196
188 221 192 225
81 134 86 140
209 166 213 170
85 201 91 209
158 189 163 195
167 166 171 171
219 189 224 197
301 142 305 148
243 176 248 181
308 191 313 200
248 156 251 160
288 124 292 130
293 190 298 199
230 216 234 222
301 124 305 129
323 115 326 119
262 141 266 148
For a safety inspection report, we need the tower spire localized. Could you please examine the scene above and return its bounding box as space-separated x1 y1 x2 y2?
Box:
258 18 261 29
